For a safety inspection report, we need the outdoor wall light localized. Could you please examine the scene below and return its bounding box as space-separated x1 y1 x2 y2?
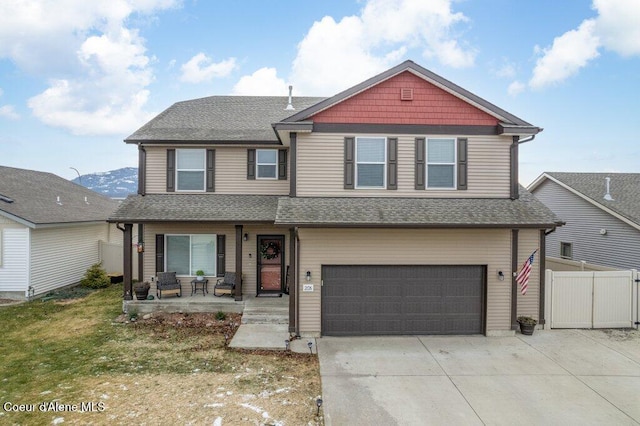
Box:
306 271 311 281
243 233 249 241
498 271 505 281
316 398 323 416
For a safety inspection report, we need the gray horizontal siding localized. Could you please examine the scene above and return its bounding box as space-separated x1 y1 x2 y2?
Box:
534 180 640 270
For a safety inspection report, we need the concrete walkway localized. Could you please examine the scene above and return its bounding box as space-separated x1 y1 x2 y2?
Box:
317 329 640 425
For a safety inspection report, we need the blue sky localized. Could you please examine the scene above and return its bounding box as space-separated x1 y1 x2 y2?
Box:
1 0 638 185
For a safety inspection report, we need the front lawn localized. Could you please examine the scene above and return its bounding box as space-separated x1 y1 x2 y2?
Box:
0 285 322 425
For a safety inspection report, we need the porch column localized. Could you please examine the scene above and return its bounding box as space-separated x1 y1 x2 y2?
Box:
288 227 297 333
123 223 133 300
235 225 243 301
511 229 519 330
539 229 546 325
137 224 144 282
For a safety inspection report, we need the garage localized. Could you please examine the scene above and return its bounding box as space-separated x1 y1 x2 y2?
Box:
321 265 486 335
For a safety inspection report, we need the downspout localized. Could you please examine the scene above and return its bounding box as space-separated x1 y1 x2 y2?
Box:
510 134 537 200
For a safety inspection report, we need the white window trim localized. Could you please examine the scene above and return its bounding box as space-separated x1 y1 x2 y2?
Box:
165 234 217 276
256 149 278 180
0 229 3 267
426 137 457 190
355 136 387 189
176 149 206 192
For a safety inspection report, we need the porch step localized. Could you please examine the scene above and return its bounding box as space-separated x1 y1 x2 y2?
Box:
241 296 289 325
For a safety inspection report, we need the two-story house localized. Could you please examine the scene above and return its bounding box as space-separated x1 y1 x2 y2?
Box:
109 60 561 336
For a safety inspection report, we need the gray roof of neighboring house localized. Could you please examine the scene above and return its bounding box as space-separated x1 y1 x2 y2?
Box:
531 172 640 225
0 166 120 227
275 189 561 227
108 194 281 223
125 96 326 143
109 189 561 228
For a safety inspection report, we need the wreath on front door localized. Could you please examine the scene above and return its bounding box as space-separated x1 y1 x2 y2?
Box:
260 241 280 260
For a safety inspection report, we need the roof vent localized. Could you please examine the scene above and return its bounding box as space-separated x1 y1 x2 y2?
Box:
84 196 90 205
0 194 13 203
400 88 413 101
56 196 63 206
604 177 613 201
285 85 295 110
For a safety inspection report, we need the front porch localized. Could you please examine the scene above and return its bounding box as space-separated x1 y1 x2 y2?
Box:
122 292 289 319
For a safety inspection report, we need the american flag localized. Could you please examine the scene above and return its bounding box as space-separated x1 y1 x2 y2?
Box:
516 250 537 295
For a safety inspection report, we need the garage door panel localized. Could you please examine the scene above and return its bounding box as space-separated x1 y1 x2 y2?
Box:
322 265 485 335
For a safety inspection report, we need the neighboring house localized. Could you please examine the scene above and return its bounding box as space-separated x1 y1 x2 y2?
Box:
110 60 561 336
0 166 120 299
529 172 640 270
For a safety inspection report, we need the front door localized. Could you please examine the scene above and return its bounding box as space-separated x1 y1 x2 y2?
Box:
257 235 284 294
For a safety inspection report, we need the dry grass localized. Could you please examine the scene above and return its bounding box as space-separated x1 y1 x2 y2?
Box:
0 285 323 425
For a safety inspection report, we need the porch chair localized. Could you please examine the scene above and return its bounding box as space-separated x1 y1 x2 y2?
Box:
156 272 182 299
214 272 237 297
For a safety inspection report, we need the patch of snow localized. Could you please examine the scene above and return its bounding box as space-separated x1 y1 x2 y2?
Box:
119 385 128 391
52 417 64 424
40 390 52 395
101 394 109 399
213 417 222 426
204 403 225 408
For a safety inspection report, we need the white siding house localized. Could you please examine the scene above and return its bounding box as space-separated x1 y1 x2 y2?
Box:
0 166 120 299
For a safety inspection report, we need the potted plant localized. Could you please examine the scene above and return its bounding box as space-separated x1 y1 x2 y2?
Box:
517 316 537 335
133 281 151 300
195 270 205 281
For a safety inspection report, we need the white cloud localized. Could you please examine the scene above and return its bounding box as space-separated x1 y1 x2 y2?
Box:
284 0 474 95
528 0 640 90
179 53 237 83
508 81 526 97
232 67 289 96
530 20 600 89
593 0 640 56
0 105 20 120
0 0 179 135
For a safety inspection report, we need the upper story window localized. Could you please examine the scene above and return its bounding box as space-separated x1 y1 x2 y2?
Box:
356 137 386 188
256 149 277 179
427 138 456 189
176 149 205 191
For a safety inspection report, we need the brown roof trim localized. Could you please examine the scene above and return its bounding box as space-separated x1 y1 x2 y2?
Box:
107 218 277 225
498 123 542 135
271 222 562 229
272 122 314 132
312 123 500 136
282 60 533 127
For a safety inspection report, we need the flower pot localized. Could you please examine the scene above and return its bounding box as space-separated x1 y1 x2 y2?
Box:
197 276 204 281
134 288 149 300
518 322 535 335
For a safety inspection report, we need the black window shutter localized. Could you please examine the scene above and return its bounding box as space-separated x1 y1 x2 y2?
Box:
155 234 165 273
166 149 175 192
278 149 287 180
206 149 215 192
216 235 226 277
344 137 355 189
387 137 398 190
457 138 468 190
415 138 426 190
247 149 256 180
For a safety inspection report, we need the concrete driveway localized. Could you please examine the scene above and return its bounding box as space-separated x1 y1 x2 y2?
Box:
317 329 640 425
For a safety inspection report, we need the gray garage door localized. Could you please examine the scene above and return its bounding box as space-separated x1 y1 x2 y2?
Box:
322 265 485 336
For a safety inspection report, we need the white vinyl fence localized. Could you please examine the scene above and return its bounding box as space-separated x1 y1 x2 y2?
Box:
99 240 139 277
544 269 639 329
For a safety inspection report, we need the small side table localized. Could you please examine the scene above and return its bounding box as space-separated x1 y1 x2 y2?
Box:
191 278 208 296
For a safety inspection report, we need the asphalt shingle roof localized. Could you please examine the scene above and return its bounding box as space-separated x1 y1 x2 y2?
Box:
108 194 281 223
0 166 120 226
544 172 640 225
125 96 326 143
275 188 561 227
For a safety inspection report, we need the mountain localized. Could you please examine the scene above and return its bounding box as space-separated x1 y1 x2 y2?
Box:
72 167 138 199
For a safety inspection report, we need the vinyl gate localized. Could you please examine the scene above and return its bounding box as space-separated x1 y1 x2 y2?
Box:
544 269 639 329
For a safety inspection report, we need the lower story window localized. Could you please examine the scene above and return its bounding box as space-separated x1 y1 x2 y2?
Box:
560 242 573 259
166 234 216 275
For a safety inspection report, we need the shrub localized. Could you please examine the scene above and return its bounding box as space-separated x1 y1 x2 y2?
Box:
80 263 111 289
215 311 226 321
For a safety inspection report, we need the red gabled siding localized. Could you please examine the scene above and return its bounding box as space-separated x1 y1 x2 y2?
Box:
310 71 499 126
